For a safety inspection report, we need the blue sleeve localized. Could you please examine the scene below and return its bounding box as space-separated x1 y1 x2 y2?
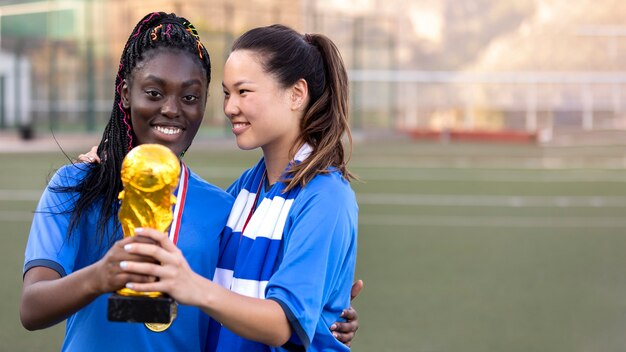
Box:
23 165 84 277
265 174 358 348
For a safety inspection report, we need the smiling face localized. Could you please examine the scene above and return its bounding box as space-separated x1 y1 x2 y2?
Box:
122 49 208 157
222 49 303 158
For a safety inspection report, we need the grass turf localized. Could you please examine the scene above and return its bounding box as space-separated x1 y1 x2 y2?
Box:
2 138 626 351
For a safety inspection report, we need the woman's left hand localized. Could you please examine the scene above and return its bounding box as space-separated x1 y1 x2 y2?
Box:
330 279 363 346
77 146 100 163
119 227 203 306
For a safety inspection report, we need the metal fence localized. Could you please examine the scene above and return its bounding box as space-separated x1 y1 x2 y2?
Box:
2 0 626 142
350 70 626 141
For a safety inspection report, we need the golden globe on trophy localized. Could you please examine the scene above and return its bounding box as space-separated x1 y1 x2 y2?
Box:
107 144 180 331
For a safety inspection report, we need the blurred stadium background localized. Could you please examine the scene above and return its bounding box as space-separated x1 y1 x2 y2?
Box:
3 0 626 351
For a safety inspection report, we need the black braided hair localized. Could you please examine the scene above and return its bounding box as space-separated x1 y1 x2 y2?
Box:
53 12 211 246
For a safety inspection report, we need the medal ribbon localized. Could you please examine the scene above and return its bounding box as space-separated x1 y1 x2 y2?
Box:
144 162 187 333
241 170 266 238
168 162 188 245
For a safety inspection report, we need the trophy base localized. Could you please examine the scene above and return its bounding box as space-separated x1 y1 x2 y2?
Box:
107 293 176 323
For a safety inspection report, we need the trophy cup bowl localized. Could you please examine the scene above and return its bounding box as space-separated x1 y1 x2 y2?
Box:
107 144 180 330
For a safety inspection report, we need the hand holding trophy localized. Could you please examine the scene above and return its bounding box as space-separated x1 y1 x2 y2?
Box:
107 143 182 332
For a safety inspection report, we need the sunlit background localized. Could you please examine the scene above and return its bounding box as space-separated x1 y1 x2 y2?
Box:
3 1 626 351
3 0 626 139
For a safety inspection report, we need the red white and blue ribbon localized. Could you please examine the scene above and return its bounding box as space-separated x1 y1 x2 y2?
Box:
168 162 188 245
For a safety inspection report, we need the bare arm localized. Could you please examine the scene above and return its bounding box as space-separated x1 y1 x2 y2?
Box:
121 228 293 346
20 236 155 330
21 265 103 330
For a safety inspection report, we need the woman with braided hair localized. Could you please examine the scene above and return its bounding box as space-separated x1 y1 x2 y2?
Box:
21 12 359 351
20 12 231 351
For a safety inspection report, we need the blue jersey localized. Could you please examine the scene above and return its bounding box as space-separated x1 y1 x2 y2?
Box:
211 162 358 352
23 163 234 352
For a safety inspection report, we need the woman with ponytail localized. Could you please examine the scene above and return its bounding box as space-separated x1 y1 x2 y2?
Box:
121 24 359 351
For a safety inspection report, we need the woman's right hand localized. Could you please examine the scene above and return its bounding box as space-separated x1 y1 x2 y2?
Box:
20 236 158 330
92 236 159 294
77 146 100 164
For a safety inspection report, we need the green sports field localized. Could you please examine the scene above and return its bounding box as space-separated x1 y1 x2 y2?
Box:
3 135 626 351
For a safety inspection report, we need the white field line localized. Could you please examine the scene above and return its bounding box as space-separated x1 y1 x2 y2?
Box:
0 211 33 222
359 214 626 228
0 190 42 201
350 158 626 170
5 190 626 227
358 194 626 207
353 169 626 183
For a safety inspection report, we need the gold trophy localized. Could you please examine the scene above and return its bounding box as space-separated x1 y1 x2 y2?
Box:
107 144 180 331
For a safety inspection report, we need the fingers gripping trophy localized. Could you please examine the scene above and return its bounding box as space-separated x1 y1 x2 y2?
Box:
107 144 180 332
